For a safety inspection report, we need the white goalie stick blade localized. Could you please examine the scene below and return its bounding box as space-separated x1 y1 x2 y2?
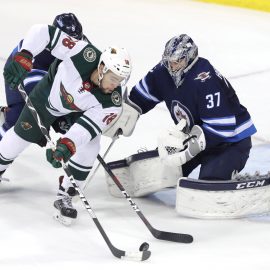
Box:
176 175 270 219
53 210 74 226
122 251 151 261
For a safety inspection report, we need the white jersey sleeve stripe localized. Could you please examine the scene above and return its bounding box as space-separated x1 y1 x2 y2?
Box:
51 28 61 50
135 82 160 102
203 118 254 138
201 116 236 126
77 115 102 139
68 159 92 172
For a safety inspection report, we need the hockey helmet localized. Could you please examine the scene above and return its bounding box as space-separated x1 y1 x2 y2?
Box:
162 34 198 87
98 46 132 85
53 13 83 40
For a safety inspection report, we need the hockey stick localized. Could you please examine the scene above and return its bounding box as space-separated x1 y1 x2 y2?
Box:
17 84 151 261
97 154 193 243
83 131 121 191
83 86 126 191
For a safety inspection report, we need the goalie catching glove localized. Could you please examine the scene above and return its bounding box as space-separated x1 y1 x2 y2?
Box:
102 91 142 138
46 138 76 168
158 119 206 167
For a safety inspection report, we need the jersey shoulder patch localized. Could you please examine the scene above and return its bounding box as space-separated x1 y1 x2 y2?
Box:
194 71 211 82
71 44 101 81
91 87 122 108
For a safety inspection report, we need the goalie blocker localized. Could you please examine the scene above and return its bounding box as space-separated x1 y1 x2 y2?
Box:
105 149 182 197
176 173 270 219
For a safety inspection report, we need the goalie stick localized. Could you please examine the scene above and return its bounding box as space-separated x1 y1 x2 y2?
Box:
17 84 151 261
97 154 193 244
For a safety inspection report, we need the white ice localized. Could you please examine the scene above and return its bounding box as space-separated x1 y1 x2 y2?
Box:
0 0 270 269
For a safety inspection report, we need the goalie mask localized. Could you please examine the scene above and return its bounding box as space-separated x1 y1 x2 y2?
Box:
162 34 198 88
98 46 132 86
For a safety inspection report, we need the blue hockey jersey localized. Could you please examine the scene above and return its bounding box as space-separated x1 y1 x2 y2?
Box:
129 57 256 149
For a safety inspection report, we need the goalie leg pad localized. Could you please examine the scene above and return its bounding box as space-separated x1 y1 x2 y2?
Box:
106 150 183 197
176 175 270 219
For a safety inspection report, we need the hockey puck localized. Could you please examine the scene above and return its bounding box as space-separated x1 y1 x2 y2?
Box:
139 242 149 251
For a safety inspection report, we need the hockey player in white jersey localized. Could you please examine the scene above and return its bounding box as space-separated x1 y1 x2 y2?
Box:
0 24 131 224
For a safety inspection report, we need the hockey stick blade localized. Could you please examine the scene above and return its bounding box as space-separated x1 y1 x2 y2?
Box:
137 211 193 243
106 240 151 261
98 154 193 244
120 250 151 261
94 217 151 261
150 226 193 243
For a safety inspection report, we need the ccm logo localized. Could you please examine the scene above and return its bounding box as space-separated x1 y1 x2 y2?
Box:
236 180 266 190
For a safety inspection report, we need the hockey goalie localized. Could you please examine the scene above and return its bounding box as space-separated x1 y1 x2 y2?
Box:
104 110 270 219
103 34 270 219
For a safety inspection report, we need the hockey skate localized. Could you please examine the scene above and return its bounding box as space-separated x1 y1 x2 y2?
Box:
53 176 77 226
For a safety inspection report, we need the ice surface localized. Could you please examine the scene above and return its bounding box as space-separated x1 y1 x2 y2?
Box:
0 0 270 269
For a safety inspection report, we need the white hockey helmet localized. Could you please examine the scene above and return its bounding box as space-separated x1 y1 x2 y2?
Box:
98 46 132 85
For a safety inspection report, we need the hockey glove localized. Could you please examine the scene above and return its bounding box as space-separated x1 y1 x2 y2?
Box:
46 138 76 168
158 120 206 167
3 50 33 89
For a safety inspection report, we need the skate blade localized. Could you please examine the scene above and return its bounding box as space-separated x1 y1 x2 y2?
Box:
53 210 74 226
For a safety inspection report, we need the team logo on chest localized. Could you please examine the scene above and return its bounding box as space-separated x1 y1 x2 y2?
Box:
194 71 211 82
171 100 194 127
20 121 32 130
83 47 96 62
60 82 82 111
111 91 122 106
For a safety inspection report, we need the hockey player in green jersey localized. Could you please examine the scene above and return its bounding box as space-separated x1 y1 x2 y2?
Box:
0 24 132 225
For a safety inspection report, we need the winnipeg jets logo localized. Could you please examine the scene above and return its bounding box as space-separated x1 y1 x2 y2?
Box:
171 100 194 127
194 71 211 82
